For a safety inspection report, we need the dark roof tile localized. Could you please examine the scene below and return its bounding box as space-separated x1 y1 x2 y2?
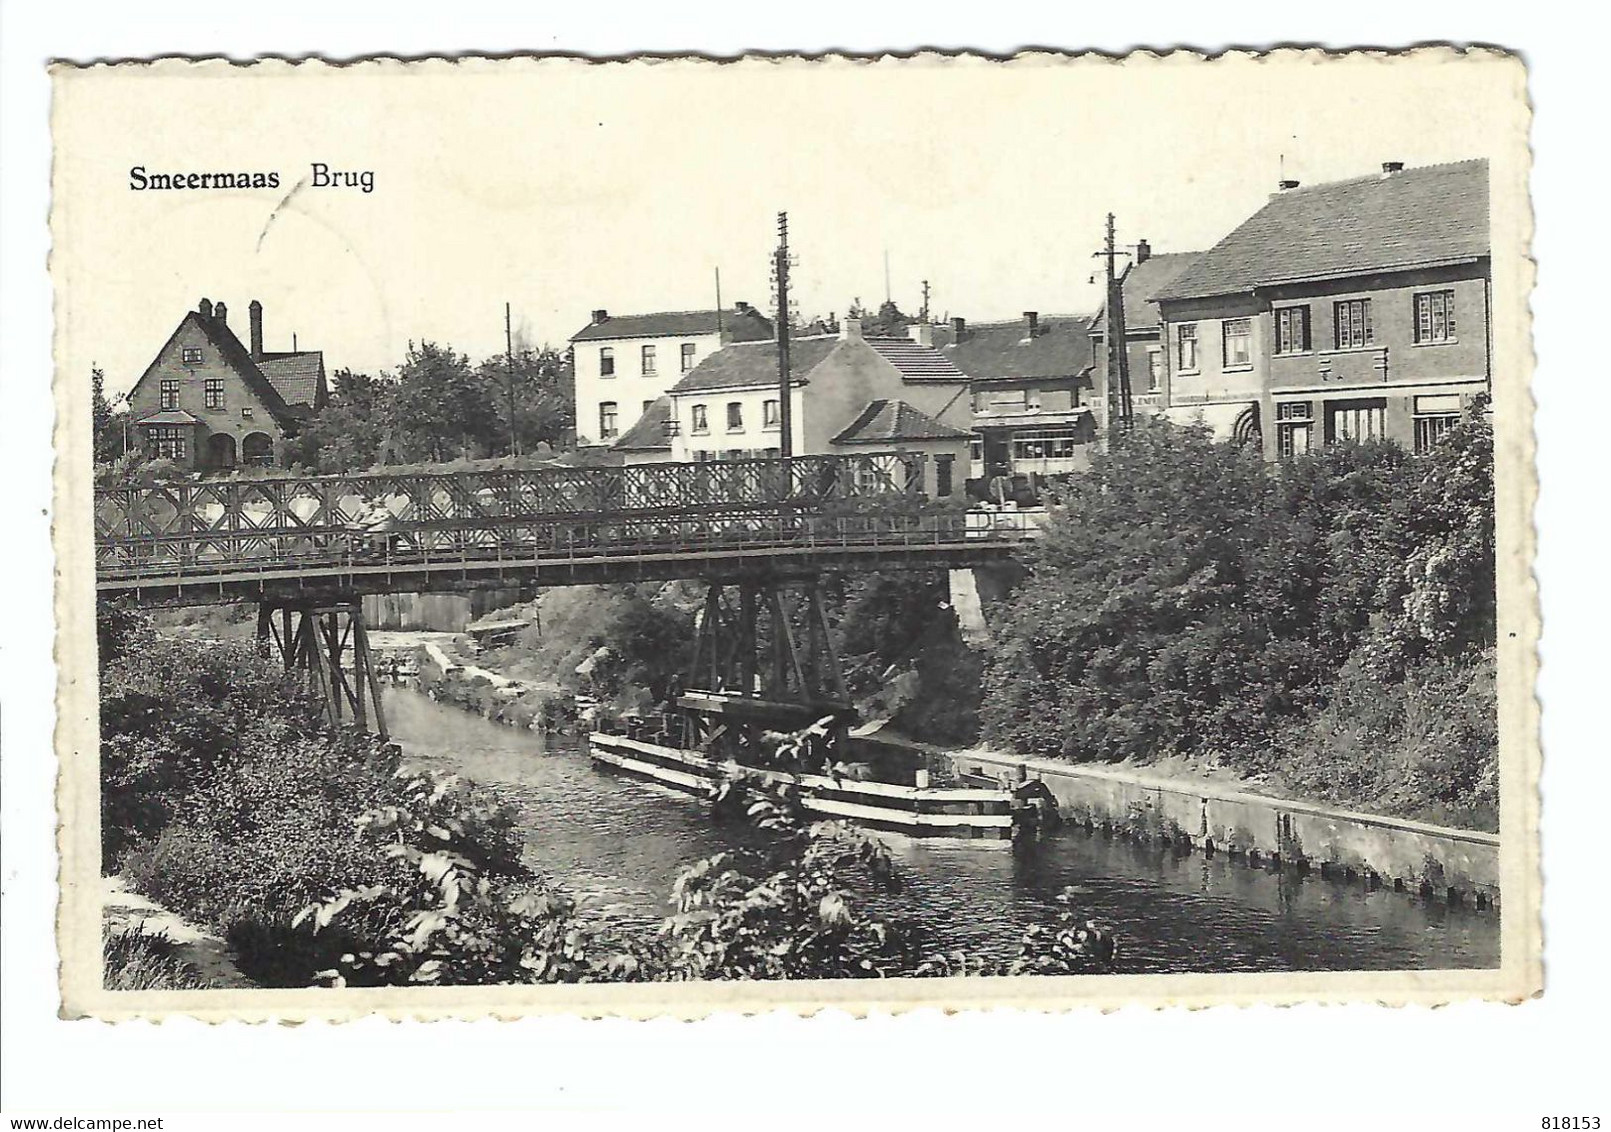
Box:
864 336 968 382
935 316 1095 380
570 307 775 343
612 396 674 451
1156 159 1489 302
668 335 839 394
257 351 326 409
831 399 972 445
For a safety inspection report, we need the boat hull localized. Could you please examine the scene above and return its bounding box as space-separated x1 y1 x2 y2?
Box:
589 732 1015 841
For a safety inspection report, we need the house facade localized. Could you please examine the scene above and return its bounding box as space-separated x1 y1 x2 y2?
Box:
1152 159 1490 458
570 303 774 447
126 298 328 471
932 314 1097 485
1087 241 1203 430
617 317 973 499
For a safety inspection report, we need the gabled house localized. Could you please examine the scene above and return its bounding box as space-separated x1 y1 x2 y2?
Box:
1087 241 1204 427
932 313 1097 483
1152 159 1490 458
622 317 973 499
570 303 775 447
126 298 329 471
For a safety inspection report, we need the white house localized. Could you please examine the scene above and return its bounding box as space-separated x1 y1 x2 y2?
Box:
569 303 774 447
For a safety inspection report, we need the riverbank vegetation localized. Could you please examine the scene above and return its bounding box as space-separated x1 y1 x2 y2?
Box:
983 406 1497 830
99 603 1116 987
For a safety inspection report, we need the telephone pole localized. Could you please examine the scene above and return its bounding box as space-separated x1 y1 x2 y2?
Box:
774 212 794 462
505 302 518 457
1095 214 1133 434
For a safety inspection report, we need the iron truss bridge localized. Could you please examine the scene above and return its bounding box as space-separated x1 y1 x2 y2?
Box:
95 454 1041 605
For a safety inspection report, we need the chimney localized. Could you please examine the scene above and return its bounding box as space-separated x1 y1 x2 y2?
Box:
213 301 228 325
249 300 264 359
591 309 609 324
198 298 213 319
1135 239 1152 264
951 316 966 342
1381 161 1404 175
1024 311 1040 339
842 316 863 341
1278 179 1300 191
909 322 933 347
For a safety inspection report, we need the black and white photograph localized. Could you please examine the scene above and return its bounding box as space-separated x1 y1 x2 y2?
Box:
47 48 1536 1018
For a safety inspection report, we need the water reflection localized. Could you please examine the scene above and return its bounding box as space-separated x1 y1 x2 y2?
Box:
383 686 1499 973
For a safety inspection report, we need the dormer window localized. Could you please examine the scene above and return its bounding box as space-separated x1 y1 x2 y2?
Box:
182 347 203 364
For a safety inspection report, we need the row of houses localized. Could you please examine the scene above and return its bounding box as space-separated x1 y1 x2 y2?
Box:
577 157 1490 491
120 158 1487 486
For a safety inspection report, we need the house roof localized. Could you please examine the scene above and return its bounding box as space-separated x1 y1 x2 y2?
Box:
934 316 1095 381
132 310 300 431
257 351 326 409
612 396 673 452
133 409 204 426
668 335 840 394
1156 159 1490 302
831 399 973 445
864 336 968 382
570 306 775 343
1090 252 1204 333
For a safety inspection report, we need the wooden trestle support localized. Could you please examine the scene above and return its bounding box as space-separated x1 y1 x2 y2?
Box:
256 600 389 739
674 577 851 764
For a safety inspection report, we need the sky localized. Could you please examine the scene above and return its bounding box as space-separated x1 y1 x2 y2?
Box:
51 51 1526 397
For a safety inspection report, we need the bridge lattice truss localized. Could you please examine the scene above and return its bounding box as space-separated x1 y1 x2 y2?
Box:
94 454 1035 603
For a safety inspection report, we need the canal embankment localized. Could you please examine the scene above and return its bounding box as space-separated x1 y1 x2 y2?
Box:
947 746 1500 907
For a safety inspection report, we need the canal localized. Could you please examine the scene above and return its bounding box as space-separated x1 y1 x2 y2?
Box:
383 685 1500 973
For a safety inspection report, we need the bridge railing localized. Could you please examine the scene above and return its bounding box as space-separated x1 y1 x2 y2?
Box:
95 506 1038 583
93 453 934 544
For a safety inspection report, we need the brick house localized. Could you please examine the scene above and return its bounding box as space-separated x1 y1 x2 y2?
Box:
126 298 328 470
1086 240 1204 429
570 304 774 448
1152 159 1490 458
929 313 1097 485
617 317 973 499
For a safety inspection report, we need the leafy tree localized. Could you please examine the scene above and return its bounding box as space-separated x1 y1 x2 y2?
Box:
389 342 501 463
284 368 396 472
91 367 126 463
475 347 575 456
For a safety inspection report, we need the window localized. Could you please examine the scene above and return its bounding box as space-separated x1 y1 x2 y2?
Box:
599 347 615 377
1276 401 1313 459
726 402 744 432
1413 393 1462 454
181 347 203 364
690 403 709 434
763 399 781 429
681 343 696 372
598 401 618 440
1176 323 1198 371
204 378 224 410
1146 347 1162 393
1327 399 1387 443
935 454 955 498
641 344 656 375
1275 306 1311 355
1333 299 1374 349
1222 318 1252 368
147 425 187 461
1414 290 1457 344
1011 430 1077 462
241 407 254 420
159 379 179 410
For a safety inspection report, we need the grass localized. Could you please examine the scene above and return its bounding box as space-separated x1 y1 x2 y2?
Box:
102 927 219 991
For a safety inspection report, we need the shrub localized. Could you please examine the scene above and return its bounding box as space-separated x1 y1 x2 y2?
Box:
103 927 218 991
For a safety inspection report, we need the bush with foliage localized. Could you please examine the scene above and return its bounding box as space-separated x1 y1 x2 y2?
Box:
980 407 1497 822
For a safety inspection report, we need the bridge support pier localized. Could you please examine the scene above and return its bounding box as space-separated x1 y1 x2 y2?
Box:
257 599 389 740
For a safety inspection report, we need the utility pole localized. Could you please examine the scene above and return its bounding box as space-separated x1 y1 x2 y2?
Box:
1095 213 1133 434
505 302 518 457
714 267 724 338
774 212 794 462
